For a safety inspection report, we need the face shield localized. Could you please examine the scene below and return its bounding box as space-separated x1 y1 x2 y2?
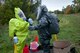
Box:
36 6 42 20
18 9 27 21
36 5 48 20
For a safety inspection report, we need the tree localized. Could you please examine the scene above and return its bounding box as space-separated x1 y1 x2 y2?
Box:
0 0 40 25
65 5 72 14
73 0 80 13
62 7 66 14
54 10 63 14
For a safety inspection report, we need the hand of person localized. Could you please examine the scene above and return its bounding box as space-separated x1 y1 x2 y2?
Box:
28 18 33 26
29 26 35 31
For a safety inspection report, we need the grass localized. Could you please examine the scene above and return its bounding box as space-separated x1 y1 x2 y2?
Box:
58 14 80 44
0 24 13 53
0 14 80 53
58 14 80 53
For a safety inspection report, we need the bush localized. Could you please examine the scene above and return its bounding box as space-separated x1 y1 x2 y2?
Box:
0 0 39 25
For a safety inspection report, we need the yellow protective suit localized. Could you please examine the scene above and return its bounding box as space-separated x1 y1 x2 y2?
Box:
9 8 29 53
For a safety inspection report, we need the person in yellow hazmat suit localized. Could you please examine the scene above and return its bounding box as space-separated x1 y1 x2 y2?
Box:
9 7 30 53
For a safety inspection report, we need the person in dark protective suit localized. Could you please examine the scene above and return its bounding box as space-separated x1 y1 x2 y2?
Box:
29 5 59 53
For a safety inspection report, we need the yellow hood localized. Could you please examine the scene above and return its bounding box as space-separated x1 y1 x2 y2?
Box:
14 8 24 21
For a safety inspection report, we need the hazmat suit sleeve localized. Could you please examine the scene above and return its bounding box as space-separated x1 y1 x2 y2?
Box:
9 18 16 38
35 17 48 30
29 17 48 30
9 18 29 38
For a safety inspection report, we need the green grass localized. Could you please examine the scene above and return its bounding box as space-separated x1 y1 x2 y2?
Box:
0 24 13 53
58 14 80 44
0 14 80 53
58 14 80 53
